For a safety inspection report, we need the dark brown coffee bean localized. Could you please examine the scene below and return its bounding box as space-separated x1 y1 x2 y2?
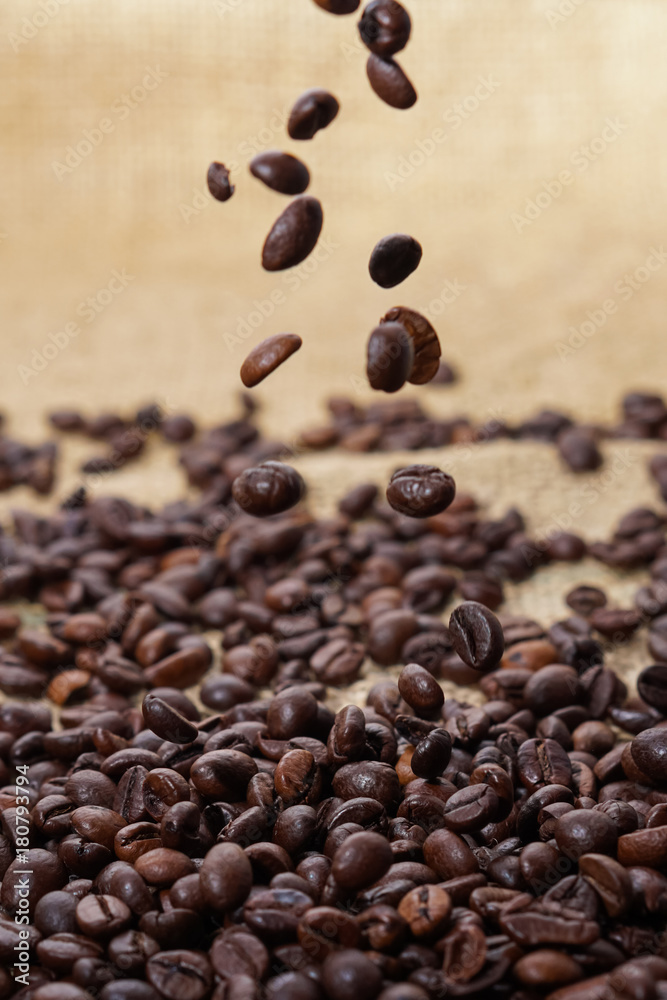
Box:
71 805 126 850
637 664 667 713
443 784 500 833
369 234 422 288
517 739 573 793
333 761 399 805
449 601 504 672
142 693 198 745
381 306 440 384
554 810 617 860
387 465 455 518
630 726 667 784
250 151 310 195
210 927 269 981
618 825 667 867
134 848 195 886
232 461 305 517
558 428 603 472
240 333 303 388
262 196 323 271
331 831 393 890
423 828 479 881
34 890 79 936
200 842 253 913
275 749 322 805
146 950 213 1000
207 162 234 202
76 894 132 938
578 853 632 918
398 663 444 715
566 586 607 617
513 949 582 987
410 728 452 779
359 1 411 56
524 665 582 718
322 948 383 1000
288 88 340 140
366 53 417 109
366 322 414 393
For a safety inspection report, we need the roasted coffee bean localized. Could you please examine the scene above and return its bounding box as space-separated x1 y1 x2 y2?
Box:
142 694 198 745
358 0 411 56
397 883 451 938
618 826 667 868
630 726 667 783
146 950 213 1000
398 663 444 715
366 323 414 393
313 0 360 12
369 234 422 288
517 739 573 793
558 427 603 472
410 729 452 779
513 949 583 987
423 828 479 881
366 53 417 109
449 601 504 672
637 664 667 712
322 948 383 1000
331 831 393 889
250 151 310 195
288 88 339 140
443 784 500 833
199 842 253 912
387 465 455 518
578 853 632 917
232 461 306 517
34 890 79 935
76 894 132 938
240 333 303 388
262 195 323 271
554 810 617 860
207 162 234 202
381 307 440 384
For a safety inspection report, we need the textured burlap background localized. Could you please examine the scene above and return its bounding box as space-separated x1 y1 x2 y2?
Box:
1 0 666 705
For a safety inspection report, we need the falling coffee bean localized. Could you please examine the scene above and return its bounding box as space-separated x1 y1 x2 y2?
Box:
312 0 360 14
358 0 412 57
262 196 324 271
386 464 456 518
232 461 306 517
381 306 441 384
249 151 310 195
206 162 234 202
366 54 417 109
366 323 414 393
449 601 505 672
240 334 303 388
369 234 422 288
288 89 340 140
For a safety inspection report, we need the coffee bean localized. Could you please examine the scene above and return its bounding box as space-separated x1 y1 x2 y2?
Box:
386 465 455 518
232 461 305 517
359 1 411 56
207 162 234 202
369 234 422 288
322 948 383 1000
554 810 617 860
331 831 393 889
366 323 414 393
618 826 667 868
410 729 452 779
366 54 417 109
558 428 603 472
423 829 479 881
449 601 504 672
517 738 573 793
76 894 132 938
637 664 667 712
443 784 500 833
146 950 213 1000
630 726 667 783
200 842 253 912
578 853 632 917
398 663 444 715
513 949 582 987
142 694 198 745
262 195 323 271
250 151 310 195
288 88 340 140
381 307 440 384
240 334 303 388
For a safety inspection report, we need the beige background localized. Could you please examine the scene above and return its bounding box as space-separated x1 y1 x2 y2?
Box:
1 1 666 697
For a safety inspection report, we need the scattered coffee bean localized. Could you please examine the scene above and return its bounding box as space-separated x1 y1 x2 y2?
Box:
250 150 310 194
386 464 455 518
206 162 234 202
359 1 411 57
366 53 417 108
449 601 505 672
369 234 422 288
232 461 306 517
288 88 340 140
381 307 441 384
262 196 323 271
240 333 303 388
